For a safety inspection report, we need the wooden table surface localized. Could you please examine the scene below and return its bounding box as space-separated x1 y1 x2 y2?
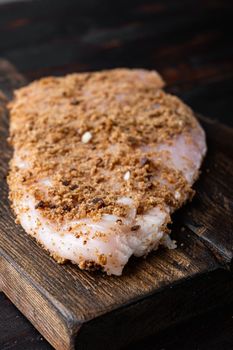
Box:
0 1 233 349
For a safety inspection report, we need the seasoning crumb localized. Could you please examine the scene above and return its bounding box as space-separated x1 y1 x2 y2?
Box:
70 184 78 190
123 171 130 181
92 197 105 208
62 180 70 186
35 200 46 209
131 224 141 231
140 157 150 167
174 191 181 200
63 204 71 212
98 254 107 265
82 131 92 143
70 98 80 105
127 136 138 146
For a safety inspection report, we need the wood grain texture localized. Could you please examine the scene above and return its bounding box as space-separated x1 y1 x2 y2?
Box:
1 292 233 350
0 58 233 349
0 293 52 350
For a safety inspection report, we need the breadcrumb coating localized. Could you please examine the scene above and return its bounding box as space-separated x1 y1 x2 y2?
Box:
8 69 196 225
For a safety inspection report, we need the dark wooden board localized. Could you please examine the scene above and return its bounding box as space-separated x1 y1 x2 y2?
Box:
1 292 233 350
0 57 233 350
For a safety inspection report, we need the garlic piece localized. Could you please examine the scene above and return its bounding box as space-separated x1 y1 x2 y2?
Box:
174 191 181 200
81 131 92 143
123 171 131 181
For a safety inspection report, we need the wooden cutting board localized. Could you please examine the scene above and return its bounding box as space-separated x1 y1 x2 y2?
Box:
0 59 233 350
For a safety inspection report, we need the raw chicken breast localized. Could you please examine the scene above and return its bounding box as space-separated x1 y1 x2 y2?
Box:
8 69 206 275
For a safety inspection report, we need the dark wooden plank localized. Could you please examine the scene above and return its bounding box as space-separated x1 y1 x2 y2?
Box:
1 58 233 349
127 299 233 350
75 269 233 349
0 293 52 350
1 291 233 350
0 58 26 98
3 290 233 350
181 116 233 266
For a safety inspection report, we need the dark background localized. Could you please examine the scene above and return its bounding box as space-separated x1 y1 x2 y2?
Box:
0 0 233 349
0 0 233 126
